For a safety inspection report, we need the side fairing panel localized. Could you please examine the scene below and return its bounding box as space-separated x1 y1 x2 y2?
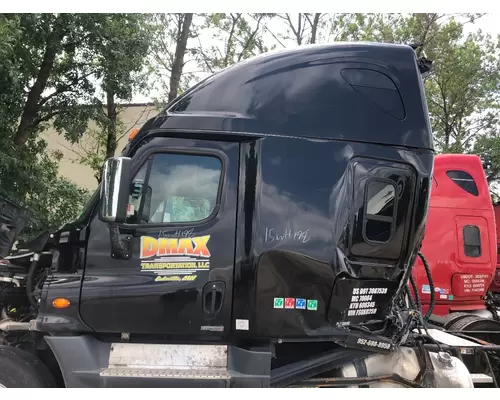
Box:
232 136 432 338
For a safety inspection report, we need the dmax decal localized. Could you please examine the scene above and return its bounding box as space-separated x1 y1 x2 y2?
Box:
140 235 211 258
139 235 211 281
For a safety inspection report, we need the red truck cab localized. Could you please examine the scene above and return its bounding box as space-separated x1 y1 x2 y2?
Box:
413 154 497 316
489 204 500 293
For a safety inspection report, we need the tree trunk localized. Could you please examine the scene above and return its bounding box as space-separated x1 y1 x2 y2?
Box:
105 89 117 158
288 14 302 45
168 13 193 103
415 13 439 56
309 13 321 44
14 24 64 148
223 14 241 68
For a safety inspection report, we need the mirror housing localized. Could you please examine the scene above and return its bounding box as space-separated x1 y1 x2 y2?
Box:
99 157 132 224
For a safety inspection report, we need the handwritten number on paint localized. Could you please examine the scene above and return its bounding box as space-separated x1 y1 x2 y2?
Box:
265 227 310 244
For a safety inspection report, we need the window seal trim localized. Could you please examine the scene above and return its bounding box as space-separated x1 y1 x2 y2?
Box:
362 177 398 245
119 146 227 229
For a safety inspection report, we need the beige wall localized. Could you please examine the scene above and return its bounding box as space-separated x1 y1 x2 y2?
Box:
41 104 158 192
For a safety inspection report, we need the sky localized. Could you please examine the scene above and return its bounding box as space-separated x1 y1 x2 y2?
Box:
463 13 499 35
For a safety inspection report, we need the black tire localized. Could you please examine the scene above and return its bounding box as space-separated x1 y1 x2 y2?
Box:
0 345 57 388
446 315 500 344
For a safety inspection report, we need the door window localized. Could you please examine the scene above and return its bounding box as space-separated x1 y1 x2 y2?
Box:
125 153 222 224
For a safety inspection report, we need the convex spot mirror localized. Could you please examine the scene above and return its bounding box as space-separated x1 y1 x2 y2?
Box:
99 157 132 224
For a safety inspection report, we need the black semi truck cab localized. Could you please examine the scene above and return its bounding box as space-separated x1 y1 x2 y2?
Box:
0 42 489 388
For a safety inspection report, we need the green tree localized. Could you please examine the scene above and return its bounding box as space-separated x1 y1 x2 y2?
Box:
64 14 154 182
148 13 198 108
0 13 153 239
474 129 500 183
0 17 24 134
2 13 152 150
91 14 152 161
0 134 90 239
424 27 500 155
4 13 101 148
72 104 155 182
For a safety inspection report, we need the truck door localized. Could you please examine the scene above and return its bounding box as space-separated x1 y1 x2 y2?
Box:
79 137 239 337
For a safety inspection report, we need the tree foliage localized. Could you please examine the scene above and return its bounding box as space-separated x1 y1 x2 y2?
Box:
276 13 329 45
196 13 273 72
74 105 154 181
0 13 153 239
5 14 100 148
88 14 152 165
0 134 90 239
147 13 199 108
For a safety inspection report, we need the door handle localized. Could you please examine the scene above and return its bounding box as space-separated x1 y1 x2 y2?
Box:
202 281 225 317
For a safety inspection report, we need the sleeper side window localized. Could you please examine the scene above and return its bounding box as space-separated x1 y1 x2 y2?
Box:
446 170 479 196
125 153 222 225
363 179 397 243
463 225 481 258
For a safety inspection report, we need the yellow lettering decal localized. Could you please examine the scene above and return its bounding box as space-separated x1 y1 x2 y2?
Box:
192 235 211 258
157 238 178 256
140 236 158 259
139 235 211 259
177 238 196 256
155 275 198 282
141 262 210 270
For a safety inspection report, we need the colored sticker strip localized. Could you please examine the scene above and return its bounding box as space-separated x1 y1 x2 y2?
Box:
274 298 284 308
273 297 318 311
285 298 295 309
307 299 318 311
296 298 306 309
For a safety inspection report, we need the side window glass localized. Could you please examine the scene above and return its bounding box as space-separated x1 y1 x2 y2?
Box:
363 179 397 243
446 170 479 196
463 225 481 258
127 153 222 224
126 163 148 224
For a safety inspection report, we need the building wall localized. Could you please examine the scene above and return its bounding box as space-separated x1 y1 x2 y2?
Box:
40 104 158 192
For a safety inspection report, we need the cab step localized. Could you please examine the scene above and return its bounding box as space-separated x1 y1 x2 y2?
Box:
100 367 231 380
107 342 228 369
470 373 493 384
99 343 232 387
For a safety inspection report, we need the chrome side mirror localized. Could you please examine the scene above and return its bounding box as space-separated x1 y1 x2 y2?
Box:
99 157 132 223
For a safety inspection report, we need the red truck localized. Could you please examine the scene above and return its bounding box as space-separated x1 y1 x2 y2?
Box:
412 153 499 320
490 204 500 294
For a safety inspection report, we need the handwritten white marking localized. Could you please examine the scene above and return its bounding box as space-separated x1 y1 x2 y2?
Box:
158 228 196 239
264 227 310 244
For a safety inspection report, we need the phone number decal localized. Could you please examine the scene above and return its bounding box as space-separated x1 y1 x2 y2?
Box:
356 338 391 350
